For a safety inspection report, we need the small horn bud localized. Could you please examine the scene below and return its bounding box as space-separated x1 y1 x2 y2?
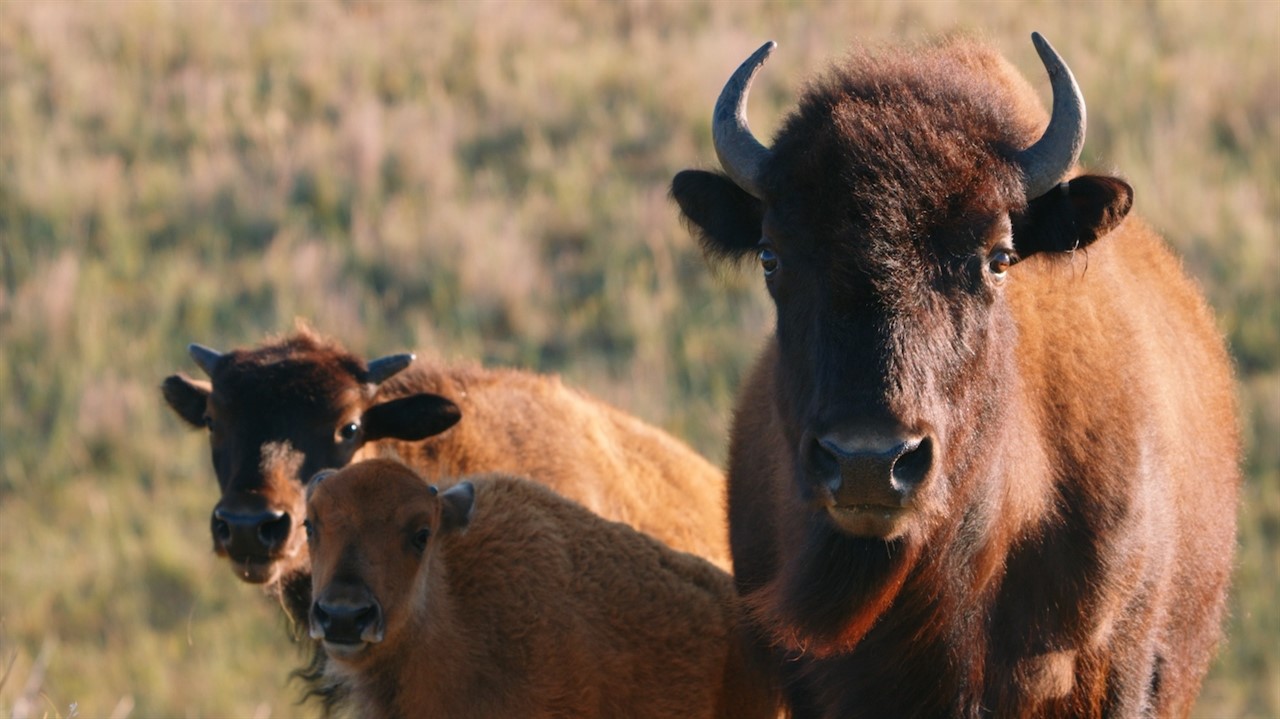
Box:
365 353 415 385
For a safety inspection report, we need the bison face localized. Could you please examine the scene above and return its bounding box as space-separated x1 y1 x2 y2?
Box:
675 36 1132 547
673 37 1132 651
306 461 473 666
162 334 461 586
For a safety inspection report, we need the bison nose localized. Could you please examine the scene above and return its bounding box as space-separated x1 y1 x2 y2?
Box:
806 430 934 507
211 508 291 558
311 599 383 645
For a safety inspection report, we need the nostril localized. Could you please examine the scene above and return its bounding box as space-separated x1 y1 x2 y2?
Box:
312 603 331 631
355 605 377 632
212 516 231 544
259 512 291 549
892 437 934 489
806 435 841 482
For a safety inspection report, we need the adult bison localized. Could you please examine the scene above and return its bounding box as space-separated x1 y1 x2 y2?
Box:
671 34 1238 718
162 325 729 623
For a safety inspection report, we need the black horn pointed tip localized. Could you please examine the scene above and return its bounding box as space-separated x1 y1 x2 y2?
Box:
365 352 415 385
188 342 223 376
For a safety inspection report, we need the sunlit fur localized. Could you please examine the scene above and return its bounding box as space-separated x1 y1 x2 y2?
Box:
673 37 1239 718
305 460 781 719
162 324 729 702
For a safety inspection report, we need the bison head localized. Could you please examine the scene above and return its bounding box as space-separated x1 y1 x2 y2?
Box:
672 34 1132 652
305 460 474 665
162 329 461 586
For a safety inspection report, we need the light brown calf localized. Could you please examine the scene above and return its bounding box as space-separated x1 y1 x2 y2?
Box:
304 459 780 719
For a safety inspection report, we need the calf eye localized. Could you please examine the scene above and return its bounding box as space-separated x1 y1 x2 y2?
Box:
303 519 314 541
337 421 360 442
988 249 1016 277
412 527 431 553
759 248 779 276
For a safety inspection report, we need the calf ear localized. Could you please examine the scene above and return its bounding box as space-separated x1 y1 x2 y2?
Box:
161 374 210 428
1015 175 1133 257
671 170 764 263
362 394 461 442
438 482 475 533
305 469 338 502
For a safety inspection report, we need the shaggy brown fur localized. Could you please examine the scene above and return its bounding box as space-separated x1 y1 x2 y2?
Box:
305 459 780 719
162 324 729 626
672 37 1238 718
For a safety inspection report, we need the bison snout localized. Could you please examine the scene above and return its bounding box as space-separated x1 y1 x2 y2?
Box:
310 596 384 650
211 507 291 562
806 430 934 508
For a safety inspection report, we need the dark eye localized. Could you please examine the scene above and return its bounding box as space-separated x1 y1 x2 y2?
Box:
303 519 314 541
412 527 430 553
759 248 779 276
337 421 360 442
988 249 1016 277
202 415 214 430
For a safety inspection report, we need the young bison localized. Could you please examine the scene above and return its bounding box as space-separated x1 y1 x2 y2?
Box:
304 459 780 719
672 34 1239 717
161 325 728 623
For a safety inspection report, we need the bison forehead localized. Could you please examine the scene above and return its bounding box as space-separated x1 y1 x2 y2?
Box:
760 43 1034 263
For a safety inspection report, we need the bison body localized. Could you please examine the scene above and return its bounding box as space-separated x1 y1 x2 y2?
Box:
162 326 728 623
673 35 1238 717
305 459 780 719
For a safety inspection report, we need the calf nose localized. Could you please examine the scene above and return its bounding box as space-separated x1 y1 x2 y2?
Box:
807 430 934 507
311 599 383 645
211 508 291 557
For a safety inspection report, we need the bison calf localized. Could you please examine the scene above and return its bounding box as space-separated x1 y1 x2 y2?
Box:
304 459 779 719
161 324 728 622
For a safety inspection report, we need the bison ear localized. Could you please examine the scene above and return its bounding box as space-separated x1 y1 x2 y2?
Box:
305 469 338 502
671 170 764 263
362 394 461 443
438 481 475 534
161 374 211 428
1015 175 1133 257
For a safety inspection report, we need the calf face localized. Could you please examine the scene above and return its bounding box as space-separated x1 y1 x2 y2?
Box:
304 460 474 664
162 332 462 584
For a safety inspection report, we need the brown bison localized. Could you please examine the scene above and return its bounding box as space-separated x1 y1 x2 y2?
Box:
304 459 780 719
671 34 1239 718
162 325 729 622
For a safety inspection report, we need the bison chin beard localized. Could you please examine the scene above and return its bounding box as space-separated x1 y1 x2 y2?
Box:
745 518 921 659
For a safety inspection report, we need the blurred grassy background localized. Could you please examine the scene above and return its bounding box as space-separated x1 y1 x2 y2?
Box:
0 1 1274 716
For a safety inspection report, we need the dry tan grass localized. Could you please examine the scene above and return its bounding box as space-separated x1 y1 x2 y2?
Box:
0 1 1274 715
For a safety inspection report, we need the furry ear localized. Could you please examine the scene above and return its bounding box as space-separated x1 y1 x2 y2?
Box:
671 170 765 263
362 394 462 443
305 469 338 502
1016 175 1133 257
161 374 211 428
438 482 475 534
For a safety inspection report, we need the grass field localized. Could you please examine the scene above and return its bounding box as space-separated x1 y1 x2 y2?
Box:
0 1 1275 716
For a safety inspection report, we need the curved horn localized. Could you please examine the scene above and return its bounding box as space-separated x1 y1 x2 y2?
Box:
365 353 415 385
188 343 223 376
1017 32 1087 200
712 41 777 199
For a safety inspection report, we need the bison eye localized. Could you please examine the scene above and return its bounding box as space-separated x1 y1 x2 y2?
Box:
303 519 314 541
412 527 431 553
988 249 1016 277
337 421 360 442
759 248 779 276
